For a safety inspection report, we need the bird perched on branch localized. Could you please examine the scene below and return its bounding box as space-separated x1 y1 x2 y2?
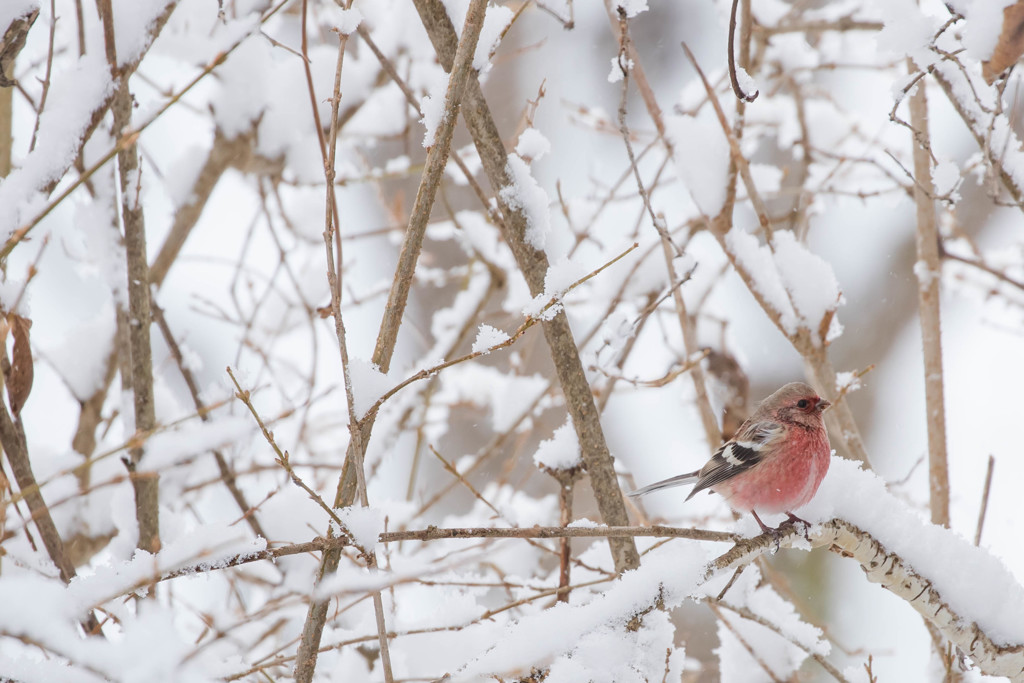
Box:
630 382 832 537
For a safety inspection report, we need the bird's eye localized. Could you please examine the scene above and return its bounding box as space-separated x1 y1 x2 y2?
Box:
797 399 809 409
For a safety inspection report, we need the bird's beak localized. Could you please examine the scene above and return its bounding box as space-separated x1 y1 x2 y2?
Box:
818 398 832 411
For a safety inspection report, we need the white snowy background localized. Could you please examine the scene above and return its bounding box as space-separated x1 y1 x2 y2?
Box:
1 0 1023 680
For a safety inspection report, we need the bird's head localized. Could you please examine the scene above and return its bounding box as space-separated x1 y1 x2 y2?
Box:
765 382 831 429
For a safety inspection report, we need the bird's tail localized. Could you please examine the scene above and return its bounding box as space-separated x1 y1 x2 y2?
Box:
628 471 700 497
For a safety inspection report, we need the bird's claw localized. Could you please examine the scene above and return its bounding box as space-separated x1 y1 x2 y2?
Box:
765 527 782 554
779 513 812 542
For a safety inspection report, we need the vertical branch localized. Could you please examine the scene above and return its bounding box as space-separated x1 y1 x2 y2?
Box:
98 0 160 553
544 464 582 604
293 2 488 680
907 64 950 528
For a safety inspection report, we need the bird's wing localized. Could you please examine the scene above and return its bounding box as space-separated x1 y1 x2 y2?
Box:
628 470 700 497
685 420 786 500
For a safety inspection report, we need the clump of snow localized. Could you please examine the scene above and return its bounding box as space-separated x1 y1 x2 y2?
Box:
347 357 395 418
472 323 511 353
522 253 591 318
474 4 513 71
874 0 938 64
913 259 939 291
716 608 808 681
499 154 550 250
165 146 207 208
726 228 843 341
533 420 581 471
962 0 1017 62
707 564 828 664
932 160 962 198
515 128 551 161
457 541 708 678
137 417 253 473
41 303 113 400
0 52 113 240
568 518 600 528
773 230 843 333
735 67 759 98
439 0 513 72
385 155 411 174
438 365 548 433
333 7 363 34
607 56 632 83
0 3 38 41
616 0 649 18
112 0 175 67
665 112 730 217
420 78 448 149
337 505 385 551
749 164 783 194
835 371 863 394
596 310 637 358
802 457 1024 646
672 253 696 280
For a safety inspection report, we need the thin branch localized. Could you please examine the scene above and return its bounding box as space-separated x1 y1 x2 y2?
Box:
906 60 950 528
727 0 758 101
706 520 1024 679
974 455 995 546
99 0 160 555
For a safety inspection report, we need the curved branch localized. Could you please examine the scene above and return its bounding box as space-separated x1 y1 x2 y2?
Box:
706 520 1024 679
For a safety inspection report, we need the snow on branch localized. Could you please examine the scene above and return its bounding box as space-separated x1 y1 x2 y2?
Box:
443 458 1024 680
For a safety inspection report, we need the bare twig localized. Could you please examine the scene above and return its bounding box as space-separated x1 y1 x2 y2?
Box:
98 0 160 555
974 455 995 546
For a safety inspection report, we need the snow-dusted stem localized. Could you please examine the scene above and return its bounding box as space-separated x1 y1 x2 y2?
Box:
930 63 1024 210
99 0 161 555
414 0 641 574
907 67 950 528
708 521 1024 679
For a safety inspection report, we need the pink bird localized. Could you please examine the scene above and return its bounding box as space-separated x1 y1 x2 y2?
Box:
630 382 832 537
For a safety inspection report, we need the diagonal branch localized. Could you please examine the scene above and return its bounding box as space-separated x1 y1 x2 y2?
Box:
706 520 1024 679
413 0 641 575
99 0 160 555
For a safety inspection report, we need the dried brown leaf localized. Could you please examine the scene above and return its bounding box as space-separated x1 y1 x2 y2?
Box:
0 8 38 87
7 314 33 415
983 1 1024 84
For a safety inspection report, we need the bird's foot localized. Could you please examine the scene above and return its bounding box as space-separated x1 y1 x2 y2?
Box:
780 512 812 542
751 511 783 554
